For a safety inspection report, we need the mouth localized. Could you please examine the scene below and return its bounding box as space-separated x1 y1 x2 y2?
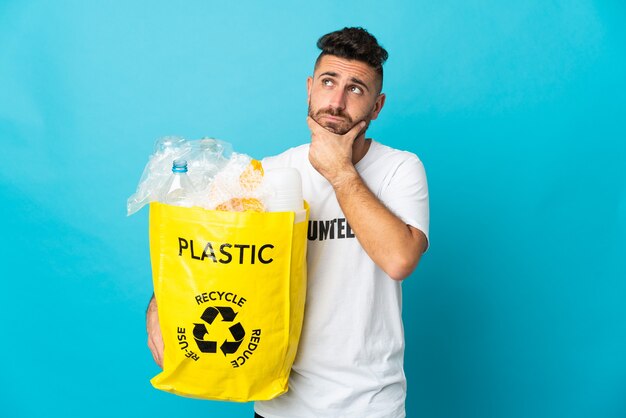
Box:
318 114 347 123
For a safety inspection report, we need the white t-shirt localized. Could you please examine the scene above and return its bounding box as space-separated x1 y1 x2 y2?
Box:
255 140 429 418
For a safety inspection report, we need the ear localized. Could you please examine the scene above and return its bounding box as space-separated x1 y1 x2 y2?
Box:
306 76 313 102
370 93 386 121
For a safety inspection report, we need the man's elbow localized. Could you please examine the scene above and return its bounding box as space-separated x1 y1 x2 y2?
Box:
383 227 428 281
386 253 421 281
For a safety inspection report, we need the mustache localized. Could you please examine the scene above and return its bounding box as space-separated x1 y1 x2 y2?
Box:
314 107 353 123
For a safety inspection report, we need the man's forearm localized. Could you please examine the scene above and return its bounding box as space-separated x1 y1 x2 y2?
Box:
147 293 157 316
331 168 425 280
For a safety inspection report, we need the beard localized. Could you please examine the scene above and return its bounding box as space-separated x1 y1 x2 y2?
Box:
308 103 359 135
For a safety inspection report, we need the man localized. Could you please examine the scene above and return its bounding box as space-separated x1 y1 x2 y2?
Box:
147 27 429 418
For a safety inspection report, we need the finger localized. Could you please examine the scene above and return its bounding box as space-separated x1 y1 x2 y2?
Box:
344 120 367 141
154 335 164 367
148 338 160 366
148 336 164 368
306 116 322 133
155 344 163 368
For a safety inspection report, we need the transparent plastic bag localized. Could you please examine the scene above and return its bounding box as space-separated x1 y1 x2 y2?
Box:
127 136 271 215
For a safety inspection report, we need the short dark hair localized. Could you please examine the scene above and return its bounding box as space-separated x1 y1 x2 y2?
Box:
315 27 388 87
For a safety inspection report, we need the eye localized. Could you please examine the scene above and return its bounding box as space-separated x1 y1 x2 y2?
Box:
349 85 364 95
322 78 334 87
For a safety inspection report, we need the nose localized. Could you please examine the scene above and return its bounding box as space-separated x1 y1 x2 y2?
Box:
328 87 347 111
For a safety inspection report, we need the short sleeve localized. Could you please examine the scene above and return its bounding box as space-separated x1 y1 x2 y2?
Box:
260 144 307 171
261 154 285 170
380 156 430 250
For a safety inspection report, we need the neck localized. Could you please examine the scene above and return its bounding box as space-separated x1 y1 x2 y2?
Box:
351 134 372 165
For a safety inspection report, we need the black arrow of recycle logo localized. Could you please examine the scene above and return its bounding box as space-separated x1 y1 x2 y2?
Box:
193 306 246 355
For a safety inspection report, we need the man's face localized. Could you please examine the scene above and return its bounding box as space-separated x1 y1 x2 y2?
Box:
307 55 385 136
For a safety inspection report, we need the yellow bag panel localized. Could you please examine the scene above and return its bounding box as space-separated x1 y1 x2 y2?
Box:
149 202 308 401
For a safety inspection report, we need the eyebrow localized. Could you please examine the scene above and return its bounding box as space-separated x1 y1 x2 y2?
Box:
318 71 370 92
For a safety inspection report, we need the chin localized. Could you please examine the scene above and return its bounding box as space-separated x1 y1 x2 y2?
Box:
320 123 341 134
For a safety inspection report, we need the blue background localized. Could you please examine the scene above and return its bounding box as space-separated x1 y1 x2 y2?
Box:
1 1 625 417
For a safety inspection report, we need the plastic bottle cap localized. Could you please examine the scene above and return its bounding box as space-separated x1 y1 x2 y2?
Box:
172 159 188 173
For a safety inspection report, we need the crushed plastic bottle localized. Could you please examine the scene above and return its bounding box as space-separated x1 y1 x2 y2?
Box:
187 137 232 195
127 137 231 215
127 136 191 215
160 159 196 207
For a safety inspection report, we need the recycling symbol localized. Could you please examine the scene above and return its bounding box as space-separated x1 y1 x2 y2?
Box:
193 306 246 355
